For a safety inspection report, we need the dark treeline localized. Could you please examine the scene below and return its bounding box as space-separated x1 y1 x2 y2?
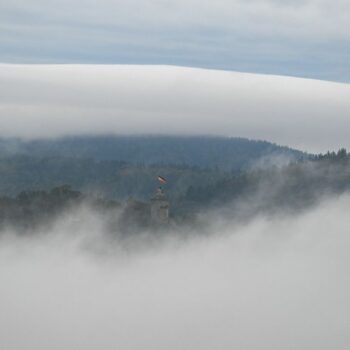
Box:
313 148 348 161
0 155 224 200
0 135 304 171
0 136 306 201
0 185 119 232
0 148 349 233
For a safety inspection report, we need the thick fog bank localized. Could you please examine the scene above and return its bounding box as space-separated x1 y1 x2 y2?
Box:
1 64 350 152
0 195 350 349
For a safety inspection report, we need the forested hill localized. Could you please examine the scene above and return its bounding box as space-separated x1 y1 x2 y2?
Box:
0 149 348 232
0 135 305 171
0 156 221 200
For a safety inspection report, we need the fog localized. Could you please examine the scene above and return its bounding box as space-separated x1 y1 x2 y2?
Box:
1 64 350 153
1 194 350 350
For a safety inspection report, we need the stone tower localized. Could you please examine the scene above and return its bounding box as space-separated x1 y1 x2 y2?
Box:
150 187 169 225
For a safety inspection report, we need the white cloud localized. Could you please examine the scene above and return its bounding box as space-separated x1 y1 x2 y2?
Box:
1 194 350 349
1 64 350 152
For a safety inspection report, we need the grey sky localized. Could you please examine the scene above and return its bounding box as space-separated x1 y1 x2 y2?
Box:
1 64 350 153
1 0 349 81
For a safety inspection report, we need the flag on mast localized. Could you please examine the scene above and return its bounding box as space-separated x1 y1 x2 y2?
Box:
157 175 167 184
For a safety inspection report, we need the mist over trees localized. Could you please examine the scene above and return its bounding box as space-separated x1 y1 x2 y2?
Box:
1 137 350 350
0 136 348 234
184 148 350 216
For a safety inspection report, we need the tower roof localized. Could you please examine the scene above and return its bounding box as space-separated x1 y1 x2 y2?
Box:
151 187 168 201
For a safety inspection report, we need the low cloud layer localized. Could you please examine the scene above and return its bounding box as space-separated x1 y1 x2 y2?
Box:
0 195 350 349
1 64 350 153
